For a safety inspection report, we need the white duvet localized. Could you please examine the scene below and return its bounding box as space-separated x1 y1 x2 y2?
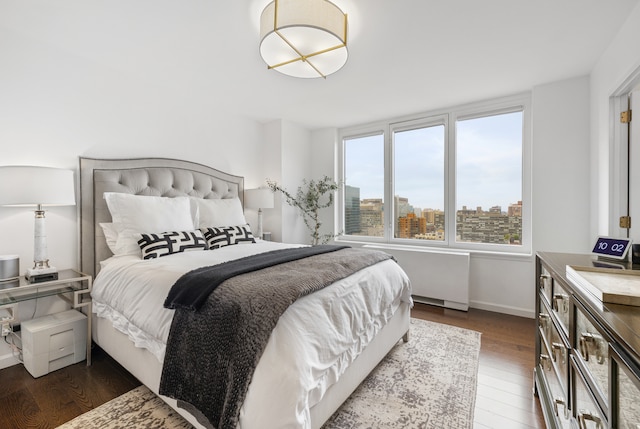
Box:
91 241 412 428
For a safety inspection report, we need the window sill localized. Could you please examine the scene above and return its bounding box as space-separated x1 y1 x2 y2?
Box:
335 238 533 260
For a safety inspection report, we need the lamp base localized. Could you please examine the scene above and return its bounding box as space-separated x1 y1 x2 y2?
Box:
26 266 59 283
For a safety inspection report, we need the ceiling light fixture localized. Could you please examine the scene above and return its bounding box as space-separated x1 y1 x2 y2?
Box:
259 0 348 79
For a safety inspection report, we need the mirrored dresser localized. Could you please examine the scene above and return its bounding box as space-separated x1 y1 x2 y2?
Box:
535 252 640 429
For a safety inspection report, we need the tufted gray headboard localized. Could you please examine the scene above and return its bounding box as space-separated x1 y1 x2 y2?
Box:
79 157 244 277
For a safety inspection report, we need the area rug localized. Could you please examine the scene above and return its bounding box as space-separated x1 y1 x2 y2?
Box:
57 318 481 429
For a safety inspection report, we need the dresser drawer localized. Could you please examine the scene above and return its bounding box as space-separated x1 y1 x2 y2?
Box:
539 339 572 429
611 344 640 429
571 356 608 429
540 265 553 307
543 300 570 396
539 294 553 346
574 301 609 412
551 280 570 335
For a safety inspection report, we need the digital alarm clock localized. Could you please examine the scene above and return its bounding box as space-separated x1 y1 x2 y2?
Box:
592 236 631 260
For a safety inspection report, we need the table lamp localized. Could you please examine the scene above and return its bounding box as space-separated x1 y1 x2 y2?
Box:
0 166 76 282
244 188 274 239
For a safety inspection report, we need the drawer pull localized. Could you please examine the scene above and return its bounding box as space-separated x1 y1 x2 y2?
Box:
540 354 551 371
538 313 549 328
554 397 569 419
551 342 566 364
578 410 603 429
552 293 569 314
538 313 550 337
579 332 606 364
539 275 550 291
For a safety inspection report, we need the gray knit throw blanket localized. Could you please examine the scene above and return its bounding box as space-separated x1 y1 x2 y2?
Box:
159 247 394 429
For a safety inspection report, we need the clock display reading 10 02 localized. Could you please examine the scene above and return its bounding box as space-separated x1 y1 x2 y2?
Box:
592 237 631 260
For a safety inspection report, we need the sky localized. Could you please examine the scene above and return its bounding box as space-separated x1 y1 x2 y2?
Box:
344 111 523 212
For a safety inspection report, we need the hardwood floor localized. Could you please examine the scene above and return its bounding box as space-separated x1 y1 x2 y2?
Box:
412 303 546 429
0 346 141 429
0 303 545 428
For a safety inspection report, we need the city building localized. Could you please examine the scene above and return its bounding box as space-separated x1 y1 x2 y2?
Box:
344 185 361 234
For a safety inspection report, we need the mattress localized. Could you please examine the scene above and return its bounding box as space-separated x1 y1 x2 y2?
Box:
91 241 412 428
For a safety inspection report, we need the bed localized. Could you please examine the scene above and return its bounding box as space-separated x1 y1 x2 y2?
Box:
79 157 412 429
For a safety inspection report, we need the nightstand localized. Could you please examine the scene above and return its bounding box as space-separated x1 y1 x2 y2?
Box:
0 269 92 366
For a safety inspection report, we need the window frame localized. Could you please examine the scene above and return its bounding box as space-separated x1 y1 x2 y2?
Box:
337 93 532 254
390 114 449 245
339 125 388 243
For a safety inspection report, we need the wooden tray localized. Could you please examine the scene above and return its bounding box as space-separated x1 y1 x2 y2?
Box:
566 265 640 307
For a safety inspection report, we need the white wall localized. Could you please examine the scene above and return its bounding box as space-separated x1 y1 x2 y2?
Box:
281 121 313 244
0 17 267 368
591 3 640 238
0 27 268 268
532 76 592 253
260 120 284 242
311 128 340 241
259 119 314 244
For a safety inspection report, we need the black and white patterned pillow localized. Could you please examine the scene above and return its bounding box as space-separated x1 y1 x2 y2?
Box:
201 225 256 249
138 230 207 259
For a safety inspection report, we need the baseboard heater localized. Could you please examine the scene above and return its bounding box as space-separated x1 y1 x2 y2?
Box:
364 245 470 311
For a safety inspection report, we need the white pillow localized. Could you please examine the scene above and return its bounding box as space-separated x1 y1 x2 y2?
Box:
99 222 119 253
194 197 247 228
105 193 195 231
100 222 118 252
99 222 141 256
103 193 196 256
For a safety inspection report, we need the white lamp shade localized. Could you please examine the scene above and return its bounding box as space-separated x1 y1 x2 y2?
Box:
260 0 348 78
245 188 274 210
0 166 76 207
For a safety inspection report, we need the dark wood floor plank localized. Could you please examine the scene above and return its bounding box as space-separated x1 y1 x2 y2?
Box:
0 363 32 400
0 347 141 429
0 387 48 429
26 371 81 428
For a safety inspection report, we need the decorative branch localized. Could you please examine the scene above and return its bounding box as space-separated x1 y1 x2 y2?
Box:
267 176 340 245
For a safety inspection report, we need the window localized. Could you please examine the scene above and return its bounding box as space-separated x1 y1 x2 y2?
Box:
343 133 385 237
392 118 446 241
339 95 530 252
455 111 523 245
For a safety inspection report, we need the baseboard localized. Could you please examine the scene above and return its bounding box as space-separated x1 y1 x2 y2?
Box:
470 300 534 319
412 295 469 311
0 352 20 371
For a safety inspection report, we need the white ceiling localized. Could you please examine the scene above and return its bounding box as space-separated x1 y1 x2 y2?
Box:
3 0 638 129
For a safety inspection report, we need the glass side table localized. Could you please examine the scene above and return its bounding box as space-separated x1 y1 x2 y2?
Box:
0 269 92 365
